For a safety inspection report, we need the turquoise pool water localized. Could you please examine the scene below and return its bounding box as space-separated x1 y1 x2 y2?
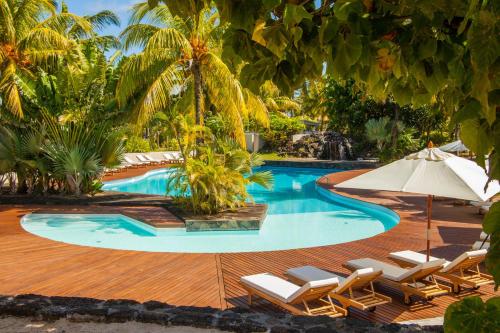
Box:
21 167 399 253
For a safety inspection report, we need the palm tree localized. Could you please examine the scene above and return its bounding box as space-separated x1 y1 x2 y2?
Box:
259 81 300 115
0 0 93 118
117 2 268 147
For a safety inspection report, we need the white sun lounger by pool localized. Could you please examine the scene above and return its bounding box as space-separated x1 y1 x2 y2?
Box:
389 249 492 293
124 156 146 167
143 154 165 164
136 154 153 165
345 258 450 304
240 273 346 317
285 266 391 312
163 152 184 163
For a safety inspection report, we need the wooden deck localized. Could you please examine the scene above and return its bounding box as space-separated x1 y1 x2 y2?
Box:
0 167 497 323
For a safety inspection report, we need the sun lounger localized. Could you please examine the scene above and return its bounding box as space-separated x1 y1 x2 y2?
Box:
345 258 450 304
163 153 178 163
471 201 492 214
163 152 184 163
472 240 490 250
388 249 493 293
124 156 147 168
136 154 153 165
145 154 168 164
240 273 347 317
286 266 391 312
139 154 162 165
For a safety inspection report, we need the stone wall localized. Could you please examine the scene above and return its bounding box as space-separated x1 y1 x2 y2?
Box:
0 294 442 333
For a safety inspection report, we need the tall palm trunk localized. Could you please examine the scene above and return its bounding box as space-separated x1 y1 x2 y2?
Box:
192 60 203 126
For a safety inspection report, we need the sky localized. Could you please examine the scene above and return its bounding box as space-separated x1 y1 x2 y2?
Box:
65 0 140 40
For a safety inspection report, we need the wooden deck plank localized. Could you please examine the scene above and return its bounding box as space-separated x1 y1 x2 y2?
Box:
0 168 497 324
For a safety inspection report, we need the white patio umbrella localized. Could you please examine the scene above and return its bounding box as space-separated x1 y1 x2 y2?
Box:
336 145 499 260
439 140 469 153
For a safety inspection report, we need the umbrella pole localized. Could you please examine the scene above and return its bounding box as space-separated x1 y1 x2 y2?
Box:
426 195 433 261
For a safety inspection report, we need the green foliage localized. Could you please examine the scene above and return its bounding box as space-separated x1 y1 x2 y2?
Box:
0 1 120 120
483 202 500 289
365 117 390 150
167 117 273 214
117 3 269 147
125 136 151 153
261 112 305 151
0 116 124 196
444 296 500 333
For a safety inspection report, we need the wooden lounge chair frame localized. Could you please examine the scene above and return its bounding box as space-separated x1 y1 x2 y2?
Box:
390 255 493 293
346 260 451 305
382 271 450 304
332 275 391 311
242 283 347 318
286 269 391 312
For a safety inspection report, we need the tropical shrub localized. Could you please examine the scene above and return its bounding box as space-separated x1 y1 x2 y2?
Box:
444 296 500 333
261 112 305 151
0 117 124 196
365 117 391 151
125 136 151 153
167 117 273 214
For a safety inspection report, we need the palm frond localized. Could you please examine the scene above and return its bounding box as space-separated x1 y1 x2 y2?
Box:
144 27 191 56
201 52 247 146
0 0 16 43
36 12 92 37
244 89 270 128
0 61 23 117
86 10 120 31
132 61 184 126
274 96 301 112
120 23 161 50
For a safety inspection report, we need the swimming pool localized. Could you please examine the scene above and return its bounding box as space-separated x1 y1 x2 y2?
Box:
21 167 399 253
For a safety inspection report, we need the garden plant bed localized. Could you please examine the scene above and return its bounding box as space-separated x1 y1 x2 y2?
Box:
165 203 268 231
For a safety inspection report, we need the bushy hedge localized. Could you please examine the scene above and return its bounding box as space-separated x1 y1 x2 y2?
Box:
261 112 305 151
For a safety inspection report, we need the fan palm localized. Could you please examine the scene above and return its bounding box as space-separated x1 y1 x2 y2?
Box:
0 0 93 118
117 2 268 147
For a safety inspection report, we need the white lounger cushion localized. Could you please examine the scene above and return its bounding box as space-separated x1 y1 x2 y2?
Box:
124 156 137 164
241 273 339 303
442 249 487 273
286 266 377 294
346 258 445 282
286 265 337 282
136 154 149 162
347 258 407 281
389 251 451 267
389 249 487 273
480 232 489 240
472 241 490 250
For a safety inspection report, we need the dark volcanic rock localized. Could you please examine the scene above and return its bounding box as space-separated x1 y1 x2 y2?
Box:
277 131 355 160
143 300 172 311
0 294 443 332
